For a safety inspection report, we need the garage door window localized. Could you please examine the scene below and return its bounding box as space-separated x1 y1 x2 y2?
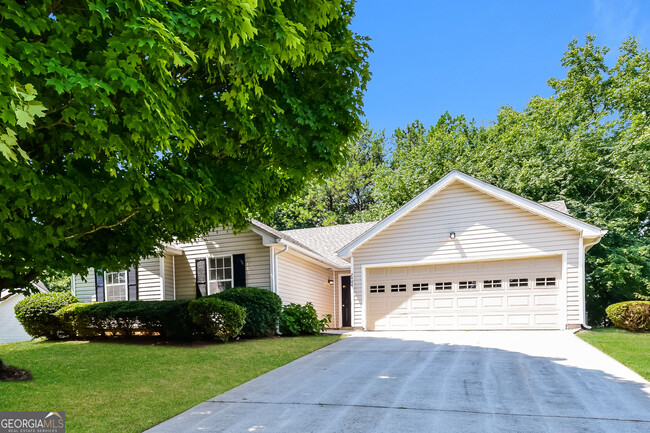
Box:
483 279 502 289
390 284 406 292
535 277 556 288
412 283 429 291
435 282 452 291
509 278 528 288
370 285 385 293
459 281 477 290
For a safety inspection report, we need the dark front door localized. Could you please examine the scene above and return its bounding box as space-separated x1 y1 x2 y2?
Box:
341 276 351 327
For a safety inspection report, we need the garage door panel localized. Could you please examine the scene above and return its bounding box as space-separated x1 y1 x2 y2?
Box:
482 315 505 326
433 315 455 326
482 296 504 307
507 315 531 326
534 314 559 325
458 315 479 326
457 297 478 308
410 298 431 309
534 294 558 306
433 298 454 308
411 315 433 328
366 256 562 330
507 296 530 307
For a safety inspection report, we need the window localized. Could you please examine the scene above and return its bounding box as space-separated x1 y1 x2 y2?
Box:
105 271 127 301
535 277 556 288
435 282 452 291
459 281 477 290
509 278 529 288
390 284 406 292
208 256 232 294
370 285 385 294
483 280 502 289
412 283 429 291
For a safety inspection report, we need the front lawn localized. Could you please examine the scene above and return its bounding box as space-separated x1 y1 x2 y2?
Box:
578 328 650 380
0 335 340 433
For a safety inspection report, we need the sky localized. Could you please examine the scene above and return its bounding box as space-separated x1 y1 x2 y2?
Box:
351 0 650 134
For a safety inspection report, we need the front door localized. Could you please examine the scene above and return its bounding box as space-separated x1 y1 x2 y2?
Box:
341 275 351 327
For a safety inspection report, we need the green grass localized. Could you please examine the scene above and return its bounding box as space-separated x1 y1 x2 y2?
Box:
578 328 650 380
0 335 340 433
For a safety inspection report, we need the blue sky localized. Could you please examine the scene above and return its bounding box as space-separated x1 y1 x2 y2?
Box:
351 0 650 133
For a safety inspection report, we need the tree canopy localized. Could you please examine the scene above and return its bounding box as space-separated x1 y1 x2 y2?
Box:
0 0 371 291
268 36 650 325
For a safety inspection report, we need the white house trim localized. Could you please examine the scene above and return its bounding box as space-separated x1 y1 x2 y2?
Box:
359 249 569 270
338 170 606 257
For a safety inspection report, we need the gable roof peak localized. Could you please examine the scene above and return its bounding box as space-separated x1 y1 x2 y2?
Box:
337 170 606 257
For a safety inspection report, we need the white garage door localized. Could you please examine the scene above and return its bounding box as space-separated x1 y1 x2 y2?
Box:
366 256 563 330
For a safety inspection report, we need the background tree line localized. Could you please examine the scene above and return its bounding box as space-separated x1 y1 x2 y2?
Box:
265 36 650 325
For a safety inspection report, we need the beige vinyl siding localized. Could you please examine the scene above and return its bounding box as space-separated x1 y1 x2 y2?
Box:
163 255 175 300
276 250 334 321
73 269 96 302
173 228 271 300
0 294 32 343
137 257 163 300
74 258 164 302
352 181 581 327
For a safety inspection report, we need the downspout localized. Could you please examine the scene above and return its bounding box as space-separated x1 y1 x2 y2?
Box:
273 244 289 296
581 237 603 330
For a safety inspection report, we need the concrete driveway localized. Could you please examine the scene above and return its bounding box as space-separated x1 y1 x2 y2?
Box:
147 331 650 433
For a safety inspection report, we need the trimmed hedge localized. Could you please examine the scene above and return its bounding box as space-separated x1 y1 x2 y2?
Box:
14 292 78 339
214 287 281 338
279 302 331 336
54 300 194 338
188 297 245 342
606 301 650 332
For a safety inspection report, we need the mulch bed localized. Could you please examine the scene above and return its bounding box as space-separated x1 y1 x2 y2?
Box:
0 360 33 381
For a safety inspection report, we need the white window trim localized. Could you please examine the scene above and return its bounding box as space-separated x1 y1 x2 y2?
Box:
104 270 128 301
207 254 234 295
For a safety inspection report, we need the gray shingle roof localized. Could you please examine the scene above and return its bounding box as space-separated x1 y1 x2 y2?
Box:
540 200 570 215
282 222 377 267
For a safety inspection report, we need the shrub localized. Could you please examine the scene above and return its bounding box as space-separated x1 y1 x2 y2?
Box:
606 301 650 332
55 300 195 339
214 287 282 338
14 292 78 339
188 297 245 342
279 302 331 336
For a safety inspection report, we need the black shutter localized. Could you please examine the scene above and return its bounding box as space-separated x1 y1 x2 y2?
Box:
195 258 208 298
233 254 246 288
95 270 105 302
127 265 138 300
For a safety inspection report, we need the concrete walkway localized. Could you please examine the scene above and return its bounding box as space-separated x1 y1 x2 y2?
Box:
147 331 650 433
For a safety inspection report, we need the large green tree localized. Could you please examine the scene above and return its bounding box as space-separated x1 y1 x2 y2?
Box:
0 0 371 291
267 122 385 229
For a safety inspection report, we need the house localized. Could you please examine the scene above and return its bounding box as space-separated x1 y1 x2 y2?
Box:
0 282 48 344
72 171 606 331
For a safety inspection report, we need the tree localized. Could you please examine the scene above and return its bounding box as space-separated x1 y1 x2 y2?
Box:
267 122 386 229
0 0 371 292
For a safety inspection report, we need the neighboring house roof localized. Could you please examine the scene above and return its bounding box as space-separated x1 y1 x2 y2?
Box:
0 281 48 302
282 222 378 267
338 170 607 257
